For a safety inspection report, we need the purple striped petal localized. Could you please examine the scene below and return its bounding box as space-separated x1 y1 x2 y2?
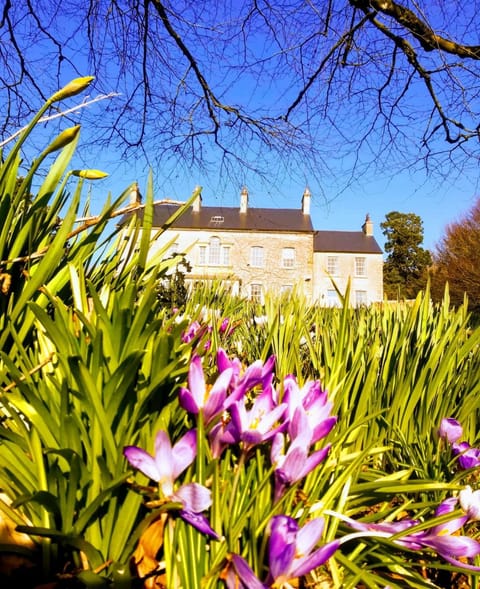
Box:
178 387 200 414
291 540 340 577
295 518 325 557
123 446 160 481
422 533 480 559
230 554 266 589
171 429 197 479
173 482 212 512
178 509 219 539
204 367 233 423
268 515 297 580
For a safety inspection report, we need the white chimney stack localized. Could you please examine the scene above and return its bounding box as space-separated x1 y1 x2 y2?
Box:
129 182 142 205
362 214 373 236
302 186 311 215
192 193 202 213
240 186 249 213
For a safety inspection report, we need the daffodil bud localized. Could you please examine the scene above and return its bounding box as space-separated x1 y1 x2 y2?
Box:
72 169 109 180
43 125 81 156
49 76 95 102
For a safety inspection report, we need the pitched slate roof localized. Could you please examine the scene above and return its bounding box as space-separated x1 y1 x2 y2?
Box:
145 204 314 233
314 230 382 254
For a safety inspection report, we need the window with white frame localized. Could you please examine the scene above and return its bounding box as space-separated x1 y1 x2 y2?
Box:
198 245 207 265
355 256 366 277
222 246 231 266
250 283 263 303
208 237 221 265
198 237 231 266
250 246 265 267
327 256 338 275
282 247 295 268
355 290 368 306
280 284 293 294
327 289 339 307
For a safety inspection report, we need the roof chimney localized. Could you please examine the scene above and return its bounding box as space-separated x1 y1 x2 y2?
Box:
240 186 249 213
192 193 202 213
362 214 373 236
129 182 142 205
302 186 311 215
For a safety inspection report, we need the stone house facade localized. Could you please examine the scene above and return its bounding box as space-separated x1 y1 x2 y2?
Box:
142 187 383 305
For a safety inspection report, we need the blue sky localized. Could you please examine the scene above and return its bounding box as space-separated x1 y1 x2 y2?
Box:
6 2 480 256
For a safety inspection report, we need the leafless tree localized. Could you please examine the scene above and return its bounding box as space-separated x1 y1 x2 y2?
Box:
1 0 480 192
431 197 480 311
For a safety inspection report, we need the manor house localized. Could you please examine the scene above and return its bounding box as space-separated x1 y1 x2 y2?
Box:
135 186 383 306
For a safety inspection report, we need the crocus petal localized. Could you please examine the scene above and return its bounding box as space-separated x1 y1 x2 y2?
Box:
154 430 175 495
178 509 219 539
282 374 300 414
302 381 324 409
230 554 266 589
171 429 197 479
123 446 160 481
268 515 297 580
188 355 206 406
440 554 480 572
300 445 331 478
211 421 237 457
174 482 212 512
430 515 468 536
250 388 275 419
290 540 340 578
271 432 286 468
312 416 337 443
204 367 233 423
460 485 480 520
435 496 458 516
224 364 263 408
289 406 313 447
422 533 480 558
295 517 325 556
257 404 287 437
229 400 247 442
242 430 267 446
458 448 480 469
438 417 463 444
217 348 241 379
178 387 200 415
279 447 309 483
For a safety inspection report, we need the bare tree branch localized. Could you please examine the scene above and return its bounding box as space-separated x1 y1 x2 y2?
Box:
0 92 120 148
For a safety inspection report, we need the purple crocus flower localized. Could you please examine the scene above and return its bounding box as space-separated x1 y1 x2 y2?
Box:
282 375 337 444
436 485 480 524
225 387 287 450
338 509 480 571
438 417 463 444
123 429 218 538
181 320 202 343
452 441 480 469
271 407 331 502
219 317 237 336
179 354 234 424
217 349 276 410
226 515 340 588
124 429 196 496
